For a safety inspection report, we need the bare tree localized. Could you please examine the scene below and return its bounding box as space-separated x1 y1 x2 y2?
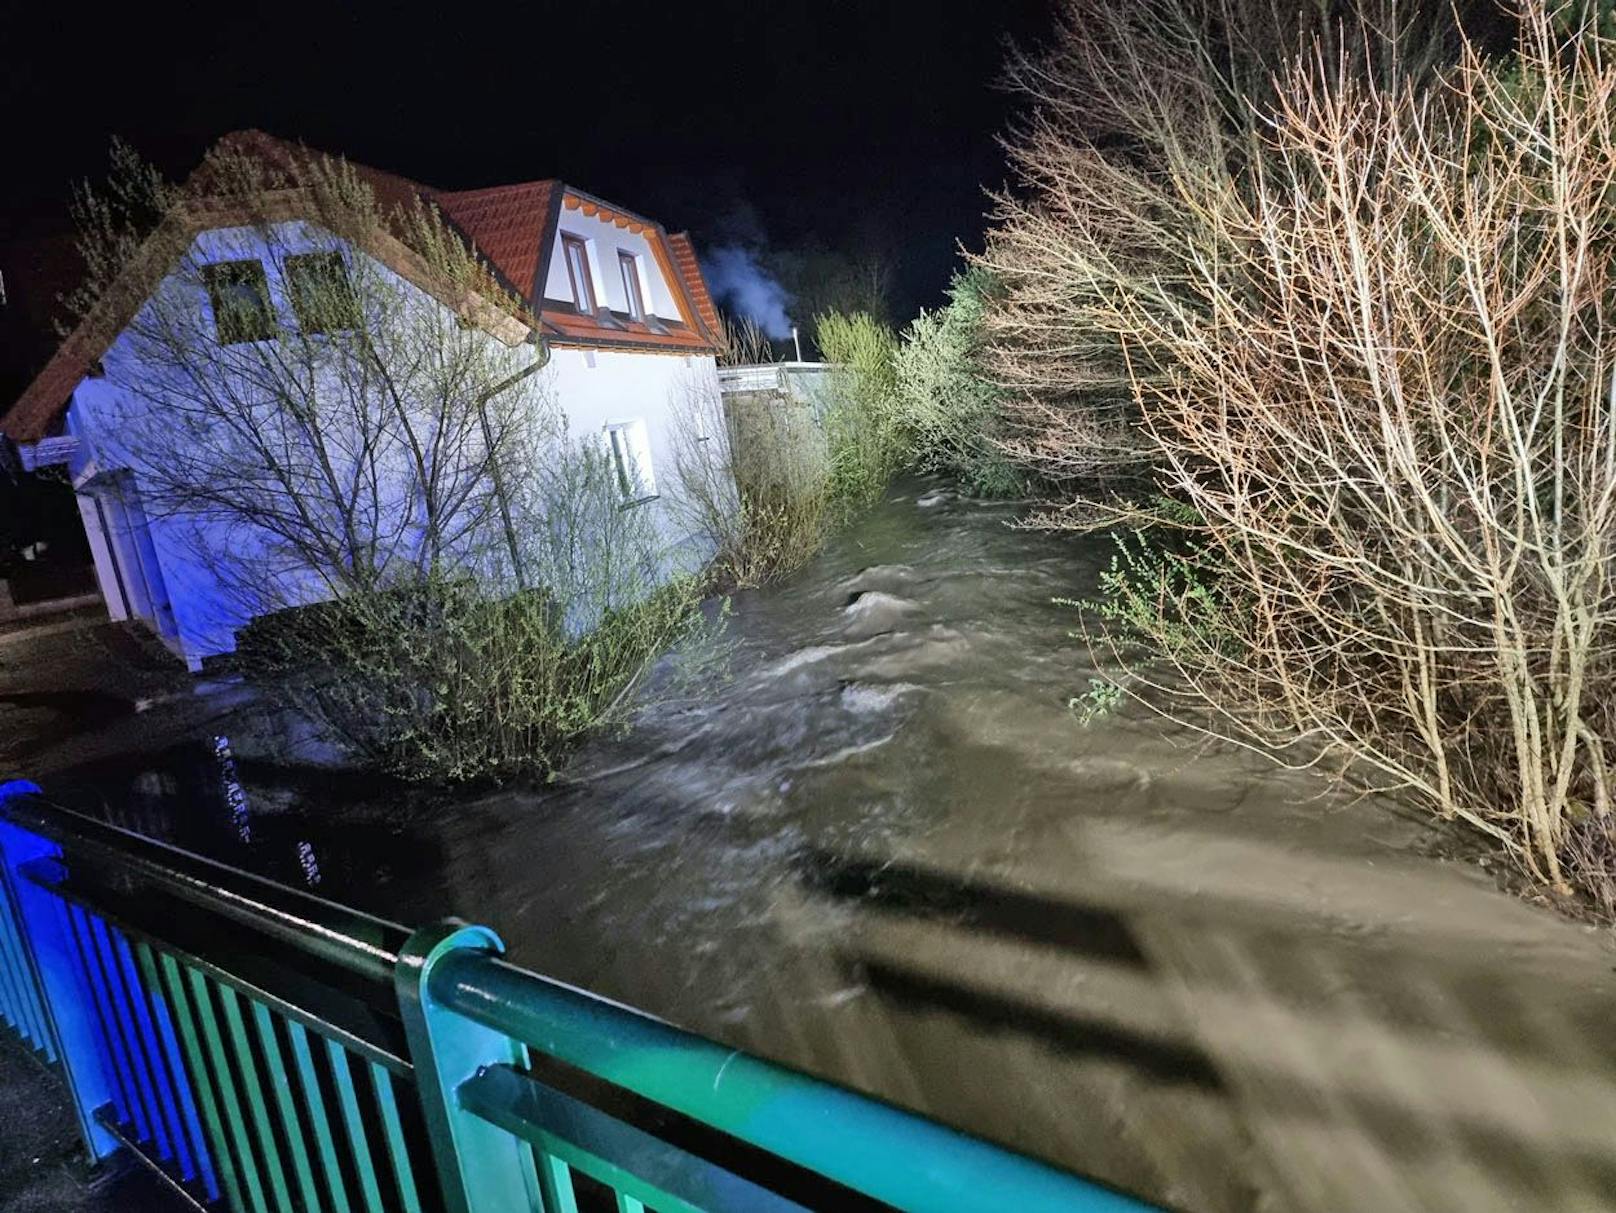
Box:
715 311 776 368
977 0 1490 497
68 140 549 615
1062 3 1616 895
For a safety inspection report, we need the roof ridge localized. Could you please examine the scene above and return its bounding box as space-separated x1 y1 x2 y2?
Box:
200 129 440 199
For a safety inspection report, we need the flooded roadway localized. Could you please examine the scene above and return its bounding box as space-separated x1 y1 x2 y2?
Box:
39 481 1616 1212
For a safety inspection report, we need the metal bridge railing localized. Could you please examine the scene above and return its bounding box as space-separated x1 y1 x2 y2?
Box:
0 779 1156 1212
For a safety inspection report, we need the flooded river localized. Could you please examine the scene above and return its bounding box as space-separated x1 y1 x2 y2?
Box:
36 481 1616 1212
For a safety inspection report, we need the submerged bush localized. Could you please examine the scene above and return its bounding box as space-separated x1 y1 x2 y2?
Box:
894 270 1021 497
239 571 711 782
233 429 722 783
667 367 829 589
715 486 829 589
816 311 907 522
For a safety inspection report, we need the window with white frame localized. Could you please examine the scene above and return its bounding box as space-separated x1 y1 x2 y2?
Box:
603 419 656 503
618 250 645 320
562 234 596 314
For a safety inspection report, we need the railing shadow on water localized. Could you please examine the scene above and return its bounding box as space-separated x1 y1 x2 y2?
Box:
795 850 1227 1092
0 779 1158 1213
793 846 1616 1210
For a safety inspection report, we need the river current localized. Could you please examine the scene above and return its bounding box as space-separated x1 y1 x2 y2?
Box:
43 480 1616 1212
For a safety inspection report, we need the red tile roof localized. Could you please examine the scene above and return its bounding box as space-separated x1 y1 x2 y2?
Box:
667 232 720 339
203 130 437 217
434 180 558 301
437 183 716 353
3 341 89 446
1 132 719 444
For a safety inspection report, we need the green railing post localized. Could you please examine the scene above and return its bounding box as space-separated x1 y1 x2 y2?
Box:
397 920 542 1213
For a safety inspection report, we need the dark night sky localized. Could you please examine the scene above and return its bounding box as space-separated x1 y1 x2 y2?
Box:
1 0 1053 339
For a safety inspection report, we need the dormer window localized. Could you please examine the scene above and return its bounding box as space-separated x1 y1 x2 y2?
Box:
203 259 275 344
618 251 645 320
562 234 596 314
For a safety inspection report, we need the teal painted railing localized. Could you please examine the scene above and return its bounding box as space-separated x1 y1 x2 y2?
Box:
0 779 1157 1212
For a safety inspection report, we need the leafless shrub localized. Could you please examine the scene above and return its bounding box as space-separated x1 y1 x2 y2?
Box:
716 311 775 368
976 0 1486 497
667 372 828 588
1057 3 1616 893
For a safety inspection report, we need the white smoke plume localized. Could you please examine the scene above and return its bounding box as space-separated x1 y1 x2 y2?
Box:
701 245 793 339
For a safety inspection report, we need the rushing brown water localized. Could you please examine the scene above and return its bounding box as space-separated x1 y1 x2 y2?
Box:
41 480 1616 1212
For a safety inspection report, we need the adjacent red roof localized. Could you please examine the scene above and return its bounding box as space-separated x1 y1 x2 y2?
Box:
667 232 721 338
1 131 719 444
433 179 558 301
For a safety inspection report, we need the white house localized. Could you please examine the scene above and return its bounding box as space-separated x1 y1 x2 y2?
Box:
0 132 729 668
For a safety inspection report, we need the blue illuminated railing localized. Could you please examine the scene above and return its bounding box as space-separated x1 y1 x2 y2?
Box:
0 779 1156 1212
0 829 58 1066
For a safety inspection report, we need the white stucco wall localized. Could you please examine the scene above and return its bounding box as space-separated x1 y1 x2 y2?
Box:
547 344 724 573
69 363 352 665
53 218 728 667
62 220 440 663
542 208 682 320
